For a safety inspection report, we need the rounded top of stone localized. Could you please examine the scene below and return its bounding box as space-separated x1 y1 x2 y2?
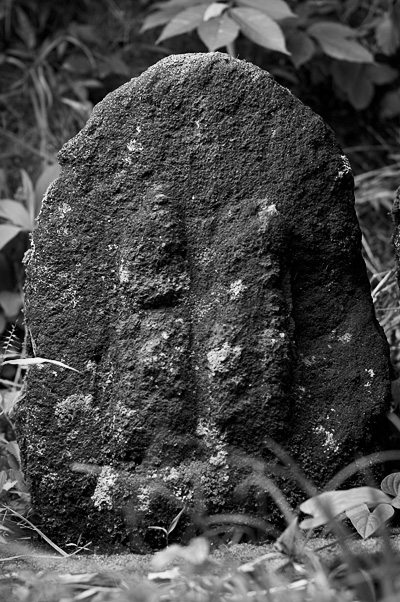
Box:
139 51 273 86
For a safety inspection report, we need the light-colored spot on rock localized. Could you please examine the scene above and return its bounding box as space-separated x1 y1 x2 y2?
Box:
119 257 130 283
260 328 287 350
137 485 151 512
209 449 228 467
63 285 79 308
229 279 246 300
91 466 118 510
196 418 226 449
337 155 352 178
258 202 279 231
207 342 242 374
303 355 317 366
314 425 340 453
127 139 143 153
338 332 352 343
59 203 71 216
54 394 94 426
363 369 374 390
123 138 144 164
198 247 216 266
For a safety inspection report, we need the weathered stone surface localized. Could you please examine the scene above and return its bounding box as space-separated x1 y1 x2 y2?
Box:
15 53 391 550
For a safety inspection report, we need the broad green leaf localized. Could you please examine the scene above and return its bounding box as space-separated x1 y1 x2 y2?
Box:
6 443 21 468
203 2 227 21
331 62 373 110
9 471 28 493
309 21 356 39
346 503 394 539
236 0 296 20
2 480 18 492
98 54 131 78
156 4 210 43
286 29 315 67
0 200 32 230
299 487 392 529
154 0 207 7
140 7 182 33
308 22 373 63
381 472 400 508
368 63 398 85
380 88 400 120
230 7 289 55
375 12 400 56
0 291 23 319
3 358 81 373
331 62 395 110
5 447 20 471
0 224 24 251
198 13 239 50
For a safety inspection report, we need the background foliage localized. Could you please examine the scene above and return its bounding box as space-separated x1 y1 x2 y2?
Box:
142 0 400 118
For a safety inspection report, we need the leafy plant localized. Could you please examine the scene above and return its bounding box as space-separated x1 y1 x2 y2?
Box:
299 472 400 539
148 506 186 546
0 0 133 156
0 166 60 373
141 0 400 115
0 169 37 338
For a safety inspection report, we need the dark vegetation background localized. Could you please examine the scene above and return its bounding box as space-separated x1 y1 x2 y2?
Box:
0 0 399 395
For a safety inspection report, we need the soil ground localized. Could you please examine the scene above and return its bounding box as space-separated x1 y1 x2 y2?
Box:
1 530 400 579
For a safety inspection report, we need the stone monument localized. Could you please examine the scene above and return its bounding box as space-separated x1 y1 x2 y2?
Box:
15 53 391 551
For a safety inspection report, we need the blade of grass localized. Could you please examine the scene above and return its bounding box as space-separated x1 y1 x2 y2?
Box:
1 505 69 556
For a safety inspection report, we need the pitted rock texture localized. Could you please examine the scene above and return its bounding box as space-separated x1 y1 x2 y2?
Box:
15 53 391 551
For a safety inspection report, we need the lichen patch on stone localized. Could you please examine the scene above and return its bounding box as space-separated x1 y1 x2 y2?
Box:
257 201 280 231
338 332 352 343
314 425 340 454
91 466 119 510
54 394 95 426
207 342 242 375
127 139 143 153
119 258 130 283
338 155 352 178
229 279 247 300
